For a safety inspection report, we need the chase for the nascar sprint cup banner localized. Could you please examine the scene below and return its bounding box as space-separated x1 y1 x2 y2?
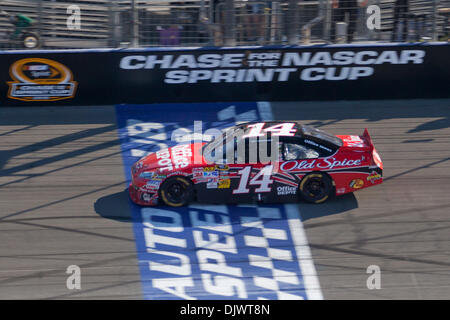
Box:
0 43 449 106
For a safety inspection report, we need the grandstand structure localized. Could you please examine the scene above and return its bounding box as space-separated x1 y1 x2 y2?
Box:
0 0 112 48
0 0 448 49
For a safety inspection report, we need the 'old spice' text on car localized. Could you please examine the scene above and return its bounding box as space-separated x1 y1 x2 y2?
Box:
129 121 383 207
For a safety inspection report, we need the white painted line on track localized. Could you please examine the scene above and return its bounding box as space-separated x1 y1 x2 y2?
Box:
286 204 324 300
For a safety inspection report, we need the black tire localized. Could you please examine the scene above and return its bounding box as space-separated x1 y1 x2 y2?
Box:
159 176 194 207
299 172 333 204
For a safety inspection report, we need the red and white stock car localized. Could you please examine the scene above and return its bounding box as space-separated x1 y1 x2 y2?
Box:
129 121 383 207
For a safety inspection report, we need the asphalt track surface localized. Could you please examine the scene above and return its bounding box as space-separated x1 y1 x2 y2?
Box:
0 99 449 299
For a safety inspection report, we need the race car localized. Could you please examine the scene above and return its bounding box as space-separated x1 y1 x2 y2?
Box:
129 121 383 207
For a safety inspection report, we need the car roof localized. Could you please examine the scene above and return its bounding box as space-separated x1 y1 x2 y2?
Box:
234 121 342 147
234 121 303 137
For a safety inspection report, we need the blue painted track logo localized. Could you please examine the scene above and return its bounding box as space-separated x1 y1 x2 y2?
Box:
115 102 322 300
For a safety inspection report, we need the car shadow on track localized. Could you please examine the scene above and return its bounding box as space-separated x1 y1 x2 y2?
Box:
94 189 134 222
94 188 358 223
298 193 358 222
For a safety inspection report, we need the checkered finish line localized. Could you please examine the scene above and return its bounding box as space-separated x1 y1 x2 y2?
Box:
115 101 322 300
242 207 303 300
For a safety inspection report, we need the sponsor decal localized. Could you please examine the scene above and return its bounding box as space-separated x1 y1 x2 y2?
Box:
343 135 365 148
168 172 190 179
152 174 166 181
218 178 231 189
304 139 332 153
133 161 144 175
215 164 229 171
156 144 192 172
336 187 346 194
277 186 297 196
350 179 364 189
203 170 219 178
192 168 203 179
367 171 382 183
193 167 220 183
146 180 162 189
7 58 77 101
206 180 218 189
280 157 362 172
119 50 425 83
139 171 154 179
141 192 152 202
219 171 230 179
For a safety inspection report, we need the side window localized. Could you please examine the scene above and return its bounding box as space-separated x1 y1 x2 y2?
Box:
208 135 278 164
237 136 277 164
243 137 267 164
222 137 248 164
283 143 319 160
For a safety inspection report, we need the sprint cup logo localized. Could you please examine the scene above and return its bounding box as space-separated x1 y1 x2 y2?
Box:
7 58 77 101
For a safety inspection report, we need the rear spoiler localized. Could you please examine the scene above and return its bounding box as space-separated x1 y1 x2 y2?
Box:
362 128 374 152
362 128 384 169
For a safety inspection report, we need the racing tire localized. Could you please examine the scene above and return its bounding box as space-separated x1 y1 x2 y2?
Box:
159 176 194 207
299 172 333 204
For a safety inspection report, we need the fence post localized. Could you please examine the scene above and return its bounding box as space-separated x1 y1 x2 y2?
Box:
271 1 282 43
50 0 56 40
432 0 438 41
37 0 43 46
131 0 139 47
374 0 382 41
208 0 215 44
108 0 116 47
322 0 332 42
223 0 236 46
287 0 299 44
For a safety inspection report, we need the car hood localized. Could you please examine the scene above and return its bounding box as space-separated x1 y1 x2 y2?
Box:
132 142 207 176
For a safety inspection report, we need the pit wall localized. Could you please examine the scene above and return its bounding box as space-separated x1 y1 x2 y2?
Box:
0 43 449 106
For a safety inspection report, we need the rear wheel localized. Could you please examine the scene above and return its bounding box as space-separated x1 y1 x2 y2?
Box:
159 176 194 207
299 173 333 204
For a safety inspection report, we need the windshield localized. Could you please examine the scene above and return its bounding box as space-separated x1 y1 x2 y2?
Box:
202 127 235 163
301 125 343 147
202 127 278 164
203 127 233 151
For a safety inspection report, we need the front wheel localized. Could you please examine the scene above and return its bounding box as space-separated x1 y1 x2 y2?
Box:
299 172 333 204
159 176 194 207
